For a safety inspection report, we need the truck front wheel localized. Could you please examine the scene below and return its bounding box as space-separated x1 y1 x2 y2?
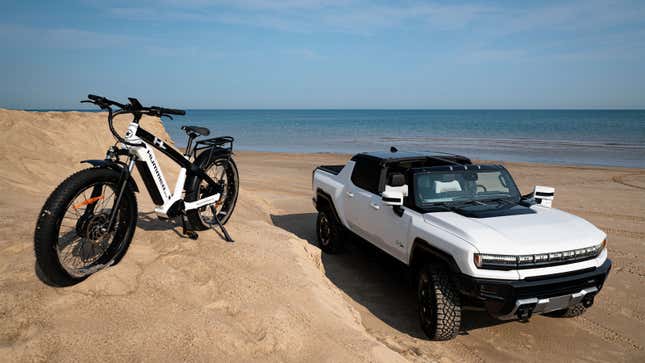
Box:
417 265 461 340
316 211 344 254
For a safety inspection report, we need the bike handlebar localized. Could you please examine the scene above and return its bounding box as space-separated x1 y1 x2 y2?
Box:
150 106 186 116
84 94 185 116
81 94 186 146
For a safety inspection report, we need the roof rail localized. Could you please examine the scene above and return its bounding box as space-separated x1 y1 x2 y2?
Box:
426 155 466 166
387 146 468 166
421 149 466 158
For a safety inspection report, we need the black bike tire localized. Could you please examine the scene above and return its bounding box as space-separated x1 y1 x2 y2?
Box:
34 168 138 287
185 156 239 230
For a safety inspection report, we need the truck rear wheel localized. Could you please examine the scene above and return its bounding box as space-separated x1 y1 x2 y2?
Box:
316 211 344 254
417 265 461 340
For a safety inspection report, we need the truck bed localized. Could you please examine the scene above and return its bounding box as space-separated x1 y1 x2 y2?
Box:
316 165 344 175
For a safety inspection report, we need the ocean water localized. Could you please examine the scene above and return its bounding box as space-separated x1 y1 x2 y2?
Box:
162 110 645 168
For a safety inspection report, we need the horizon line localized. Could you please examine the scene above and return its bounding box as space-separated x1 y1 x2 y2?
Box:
15 107 645 112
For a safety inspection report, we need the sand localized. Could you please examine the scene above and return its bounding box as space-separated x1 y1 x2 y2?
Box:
0 109 643 362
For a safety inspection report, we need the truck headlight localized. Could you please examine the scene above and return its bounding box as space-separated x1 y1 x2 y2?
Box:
473 254 517 269
474 240 606 270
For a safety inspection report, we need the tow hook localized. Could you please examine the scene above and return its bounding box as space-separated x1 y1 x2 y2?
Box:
582 294 596 308
516 303 537 321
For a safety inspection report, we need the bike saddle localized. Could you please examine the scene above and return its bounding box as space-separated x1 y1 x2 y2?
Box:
181 125 210 137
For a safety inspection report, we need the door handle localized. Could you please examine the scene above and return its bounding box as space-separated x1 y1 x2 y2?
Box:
370 203 380 210
346 191 354 198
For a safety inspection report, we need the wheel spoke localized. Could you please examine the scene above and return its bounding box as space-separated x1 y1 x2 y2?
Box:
56 181 125 276
197 160 235 225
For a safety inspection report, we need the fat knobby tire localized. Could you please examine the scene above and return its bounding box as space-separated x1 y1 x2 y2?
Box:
185 156 239 230
34 168 137 287
418 265 462 340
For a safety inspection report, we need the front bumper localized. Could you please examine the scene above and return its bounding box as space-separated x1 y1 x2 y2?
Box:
458 259 612 319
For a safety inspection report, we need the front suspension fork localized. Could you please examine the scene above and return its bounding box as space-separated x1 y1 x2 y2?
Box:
105 156 136 233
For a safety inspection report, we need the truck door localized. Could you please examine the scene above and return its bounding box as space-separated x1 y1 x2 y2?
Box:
344 157 379 239
344 185 377 241
367 194 412 262
344 156 399 255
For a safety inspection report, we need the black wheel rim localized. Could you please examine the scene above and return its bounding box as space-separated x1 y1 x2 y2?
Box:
418 274 434 328
56 182 125 277
319 215 331 246
198 159 237 225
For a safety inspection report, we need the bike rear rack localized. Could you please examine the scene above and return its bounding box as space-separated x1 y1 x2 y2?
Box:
192 136 234 165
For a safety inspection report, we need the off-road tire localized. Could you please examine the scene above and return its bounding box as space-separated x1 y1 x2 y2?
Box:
34 168 138 287
186 155 239 230
417 264 462 340
316 211 344 254
546 303 586 318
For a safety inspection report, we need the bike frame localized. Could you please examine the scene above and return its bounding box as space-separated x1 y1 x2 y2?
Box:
77 94 235 242
122 120 222 218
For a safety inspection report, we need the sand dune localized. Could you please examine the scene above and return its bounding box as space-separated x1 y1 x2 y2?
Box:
0 109 643 362
0 109 404 362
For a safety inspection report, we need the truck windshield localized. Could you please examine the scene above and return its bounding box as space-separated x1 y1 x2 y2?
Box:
413 167 521 207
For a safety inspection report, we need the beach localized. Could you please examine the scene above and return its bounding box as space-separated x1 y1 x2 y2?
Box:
1 109 643 362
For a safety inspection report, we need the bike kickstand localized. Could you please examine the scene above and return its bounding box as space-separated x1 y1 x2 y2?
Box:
180 215 199 240
210 206 234 242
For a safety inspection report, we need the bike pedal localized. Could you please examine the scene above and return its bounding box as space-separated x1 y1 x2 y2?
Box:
187 231 199 240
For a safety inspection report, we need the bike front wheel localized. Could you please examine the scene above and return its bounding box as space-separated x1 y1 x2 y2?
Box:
34 168 138 286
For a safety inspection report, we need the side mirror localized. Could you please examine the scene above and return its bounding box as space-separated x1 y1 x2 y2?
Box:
382 189 404 206
532 185 554 207
388 173 406 187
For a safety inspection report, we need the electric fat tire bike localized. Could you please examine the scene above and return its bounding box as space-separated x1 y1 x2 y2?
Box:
34 94 239 287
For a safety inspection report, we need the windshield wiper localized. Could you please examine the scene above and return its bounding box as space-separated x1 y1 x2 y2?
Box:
480 197 514 205
452 200 486 207
427 199 484 211
427 202 457 211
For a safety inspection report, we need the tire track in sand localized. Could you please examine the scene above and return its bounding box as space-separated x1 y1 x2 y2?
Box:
576 316 643 352
565 209 645 223
612 172 645 191
597 226 645 240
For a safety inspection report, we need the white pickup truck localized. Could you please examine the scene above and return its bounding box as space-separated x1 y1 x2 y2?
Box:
312 151 611 340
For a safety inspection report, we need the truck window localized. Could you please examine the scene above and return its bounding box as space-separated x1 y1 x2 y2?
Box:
351 157 381 194
413 168 520 206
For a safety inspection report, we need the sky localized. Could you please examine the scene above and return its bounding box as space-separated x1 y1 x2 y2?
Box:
1 0 644 109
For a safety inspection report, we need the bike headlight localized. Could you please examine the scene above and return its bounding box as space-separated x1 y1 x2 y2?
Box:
474 240 606 270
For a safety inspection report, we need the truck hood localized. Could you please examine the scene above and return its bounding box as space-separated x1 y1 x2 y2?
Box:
423 205 606 255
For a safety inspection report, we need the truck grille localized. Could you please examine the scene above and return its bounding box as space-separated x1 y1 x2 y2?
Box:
516 273 605 299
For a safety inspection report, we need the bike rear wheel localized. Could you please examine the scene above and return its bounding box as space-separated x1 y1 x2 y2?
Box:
34 168 138 286
185 155 239 230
